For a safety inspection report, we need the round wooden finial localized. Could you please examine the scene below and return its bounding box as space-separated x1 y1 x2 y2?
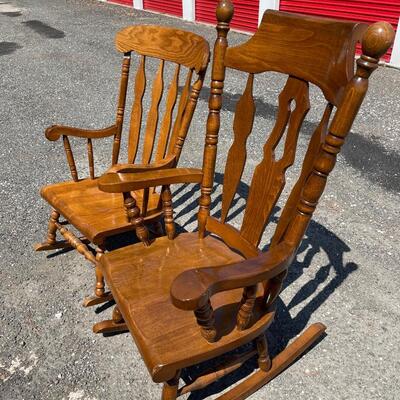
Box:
362 21 395 60
216 0 234 24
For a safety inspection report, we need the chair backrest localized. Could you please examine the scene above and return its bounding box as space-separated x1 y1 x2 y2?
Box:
197 2 394 257
111 25 210 166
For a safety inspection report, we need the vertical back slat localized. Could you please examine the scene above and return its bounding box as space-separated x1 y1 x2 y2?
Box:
271 102 333 247
240 76 310 247
167 68 193 155
170 72 205 162
112 53 131 165
128 55 146 163
155 64 180 162
142 59 165 164
87 138 95 179
221 73 255 223
63 135 78 182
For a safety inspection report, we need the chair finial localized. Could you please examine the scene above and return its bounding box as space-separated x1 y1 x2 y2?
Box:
216 0 234 24
361 22 395 60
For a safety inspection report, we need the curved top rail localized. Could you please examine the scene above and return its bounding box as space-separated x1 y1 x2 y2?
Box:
115 25 210 73
225 11 367 105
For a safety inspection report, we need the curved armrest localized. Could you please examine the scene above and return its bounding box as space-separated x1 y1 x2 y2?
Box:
170 241 296 311
98 168 203 193
105 154 176 174
45 124 118 141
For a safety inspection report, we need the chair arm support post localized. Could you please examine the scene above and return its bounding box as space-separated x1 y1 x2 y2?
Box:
170 242 295 312
123 192 150 246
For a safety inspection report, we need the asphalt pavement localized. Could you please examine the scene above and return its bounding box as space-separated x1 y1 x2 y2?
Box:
0 1 399 399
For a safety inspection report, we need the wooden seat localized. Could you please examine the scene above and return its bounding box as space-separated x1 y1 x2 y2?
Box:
35 25 210 307
99 232 275 382
90 3 393 399
40 178 161 243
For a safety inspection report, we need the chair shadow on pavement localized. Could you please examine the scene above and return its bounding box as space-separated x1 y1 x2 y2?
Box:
168 173 358 399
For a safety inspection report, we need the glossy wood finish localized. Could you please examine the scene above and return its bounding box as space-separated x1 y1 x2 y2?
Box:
100 233 273 382
225 11 366 106
221 73 255 223
115 25 209 73
94 4 394 399
36 25 210 306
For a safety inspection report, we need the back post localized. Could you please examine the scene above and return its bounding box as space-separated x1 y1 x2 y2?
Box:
112 52 131 165
198 0 234 238
282 22 395 250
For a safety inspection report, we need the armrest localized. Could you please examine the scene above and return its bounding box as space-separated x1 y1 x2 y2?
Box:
170 241 295 311
105 154 176 174
98 168 203 193
45 124 117 141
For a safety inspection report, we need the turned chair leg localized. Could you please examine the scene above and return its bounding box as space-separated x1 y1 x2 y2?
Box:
34 209 92 252
162 370 181 400
256 333 271 372
83 244 113 307
92 304 128 334
34 209 68 251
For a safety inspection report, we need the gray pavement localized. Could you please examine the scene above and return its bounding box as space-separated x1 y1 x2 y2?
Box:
0 1 399 399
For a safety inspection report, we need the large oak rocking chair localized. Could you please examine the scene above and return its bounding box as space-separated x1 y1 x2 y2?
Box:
92 3 394 399
34 26 209 307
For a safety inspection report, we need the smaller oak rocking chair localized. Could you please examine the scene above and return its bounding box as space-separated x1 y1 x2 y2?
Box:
92 3 393 399
34 26 209 307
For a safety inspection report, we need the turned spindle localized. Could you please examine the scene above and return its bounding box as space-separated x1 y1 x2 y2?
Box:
194 299 217 343
161 185 175 239
198 0 234 238
123 192 150 246
237 284 257 330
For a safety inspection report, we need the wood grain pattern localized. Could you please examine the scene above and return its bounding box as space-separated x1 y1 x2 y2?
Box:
128 55 146 163
39 5 395 398
115 25 210 73
225 10 367 105
155 64 180 162
205 216 259 259
98 168 203 193
240 76 310 247
142 60 164 164
45 124 117 141
271 102 333 247
37 23 210 310
221 73 255 223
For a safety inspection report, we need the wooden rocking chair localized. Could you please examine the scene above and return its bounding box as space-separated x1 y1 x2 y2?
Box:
91 3 394 399
34 25 209 307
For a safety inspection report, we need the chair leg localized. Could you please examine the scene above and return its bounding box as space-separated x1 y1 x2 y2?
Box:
93 305 128 334
256 333 271 372
82 245 113 307
34 210 68 251
162 370 180 400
